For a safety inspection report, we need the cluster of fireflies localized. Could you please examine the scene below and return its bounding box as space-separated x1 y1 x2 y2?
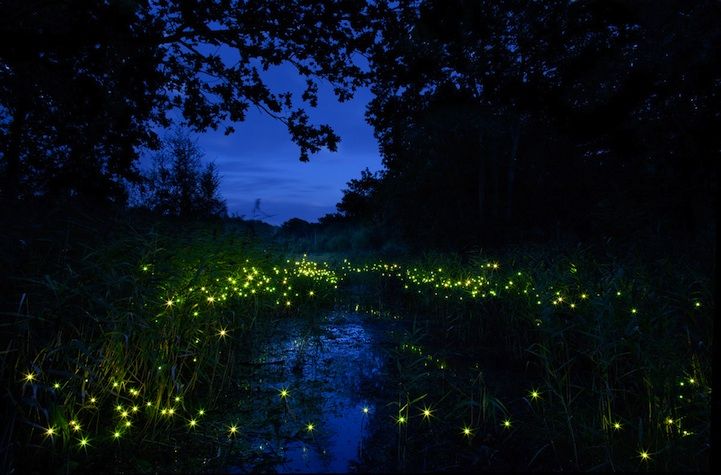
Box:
15 254 707 468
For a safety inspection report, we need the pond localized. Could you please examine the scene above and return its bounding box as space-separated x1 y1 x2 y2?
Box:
224 311 399 473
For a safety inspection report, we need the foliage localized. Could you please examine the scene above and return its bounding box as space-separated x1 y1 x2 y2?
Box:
0 0 379 203
0 208 337 473
335 167 383 222
0 205 712 471
343 247 712 471
139 130 227 218
335 0 720 250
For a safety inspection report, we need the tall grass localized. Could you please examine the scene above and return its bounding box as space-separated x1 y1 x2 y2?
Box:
0 209 339 473
343 244 712 471
1 206 712 472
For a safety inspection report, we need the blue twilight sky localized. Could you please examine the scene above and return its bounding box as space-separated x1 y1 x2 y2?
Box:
193 63 383 226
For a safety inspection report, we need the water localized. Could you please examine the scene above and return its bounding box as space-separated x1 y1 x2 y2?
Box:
230 311 389 473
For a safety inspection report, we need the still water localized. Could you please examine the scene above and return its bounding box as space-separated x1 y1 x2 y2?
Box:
227 312 391 473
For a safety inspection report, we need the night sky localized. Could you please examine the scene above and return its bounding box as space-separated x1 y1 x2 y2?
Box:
195 63 381 225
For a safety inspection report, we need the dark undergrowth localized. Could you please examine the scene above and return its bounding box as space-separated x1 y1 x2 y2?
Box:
0 204 713 472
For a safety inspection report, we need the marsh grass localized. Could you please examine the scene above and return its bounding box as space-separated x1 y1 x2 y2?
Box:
1 206 712 472
1 210 339 473
345 244 712 471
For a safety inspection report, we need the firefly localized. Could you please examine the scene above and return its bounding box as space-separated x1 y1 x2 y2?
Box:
306 423 315 432
502 419 512 429
462 425 473 437
639 450 651 461
228 424 238 436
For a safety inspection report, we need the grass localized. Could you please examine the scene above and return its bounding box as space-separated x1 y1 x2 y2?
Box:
1 210 339 472
0 209 713 472
343 246 712 471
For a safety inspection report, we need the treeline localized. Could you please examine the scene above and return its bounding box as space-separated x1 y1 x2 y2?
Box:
1 1 718 254
1 0 376 208
321 1 719 253
133 131 227 219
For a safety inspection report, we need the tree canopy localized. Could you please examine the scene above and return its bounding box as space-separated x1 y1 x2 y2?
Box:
1 0 717 250
0 0 380 202
141 131 227 218
346 0 720 249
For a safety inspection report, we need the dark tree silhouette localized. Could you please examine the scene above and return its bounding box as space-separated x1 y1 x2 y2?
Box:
144 131 226 218
0 0 380 203
336 168 382 221
352 0 719 249
0 0 165 203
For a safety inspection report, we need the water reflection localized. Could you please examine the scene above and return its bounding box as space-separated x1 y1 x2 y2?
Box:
247 312 385 473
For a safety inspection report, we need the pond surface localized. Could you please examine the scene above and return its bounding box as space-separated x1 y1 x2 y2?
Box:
227 311 395 473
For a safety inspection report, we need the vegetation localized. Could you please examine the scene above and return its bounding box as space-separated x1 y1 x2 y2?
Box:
1 208 338 472
343 249 712 471
135 130 227 218
1 0 379 203
0 1 716 472
0 206 712 472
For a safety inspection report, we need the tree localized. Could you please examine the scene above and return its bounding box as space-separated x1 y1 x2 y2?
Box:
361 0 719 247
336 168 382 221
280 217 313 239
0 0 165 203
197 163 227 218
1 0 381 203
144 131 226 218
